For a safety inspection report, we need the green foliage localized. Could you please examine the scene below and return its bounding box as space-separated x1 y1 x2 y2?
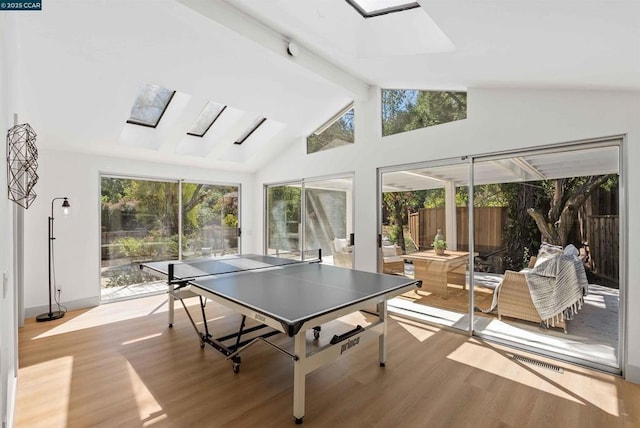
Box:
307 108 354 153
382 89 467 137
432 238 447 250
223 214 238 228
115 237 146 258
113 235 178 260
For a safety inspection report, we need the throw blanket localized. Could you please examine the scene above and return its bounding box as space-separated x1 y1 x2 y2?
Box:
525 255 589 328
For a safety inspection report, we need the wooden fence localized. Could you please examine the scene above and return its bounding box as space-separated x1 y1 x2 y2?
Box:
408 207 507 254
587 215 619 284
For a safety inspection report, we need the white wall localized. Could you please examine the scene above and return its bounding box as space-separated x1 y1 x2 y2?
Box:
0 14 18 428
254 87 640 382
22 149 256 315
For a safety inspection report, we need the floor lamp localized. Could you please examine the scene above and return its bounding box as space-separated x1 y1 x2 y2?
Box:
36 197 71 322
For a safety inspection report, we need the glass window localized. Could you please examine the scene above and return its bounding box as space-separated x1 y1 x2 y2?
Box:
346 0 419 17
307 105 354 154
266 185 301 256
100 176 240 302
127 82 175 128
381 89 467 137
235 117 267 145
182 183 239 259
100 177 179 300
187 102 226 137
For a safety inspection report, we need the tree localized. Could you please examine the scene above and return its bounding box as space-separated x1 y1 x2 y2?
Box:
527 175 615 246
382 192 406 251
307 108 354 153
381 89 467 137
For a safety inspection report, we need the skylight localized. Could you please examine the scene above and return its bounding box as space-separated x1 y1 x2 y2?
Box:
187 101 226 137
127 82 175 128
234 117 267 145
345 0 420 18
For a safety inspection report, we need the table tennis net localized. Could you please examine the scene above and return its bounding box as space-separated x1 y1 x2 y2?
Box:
167 250 321 281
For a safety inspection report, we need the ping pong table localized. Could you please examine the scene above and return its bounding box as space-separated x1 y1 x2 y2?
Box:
141 253 421 424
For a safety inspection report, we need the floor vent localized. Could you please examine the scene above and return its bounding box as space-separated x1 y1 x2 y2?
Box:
511 354 564 373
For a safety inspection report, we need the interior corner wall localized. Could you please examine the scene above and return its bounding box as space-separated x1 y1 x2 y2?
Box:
0 13 18 428
254 87 640 383
22 148 256 316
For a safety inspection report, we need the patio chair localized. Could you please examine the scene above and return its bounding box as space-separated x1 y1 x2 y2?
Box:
332 238 352 268
381 244 404 274
497 270 567 333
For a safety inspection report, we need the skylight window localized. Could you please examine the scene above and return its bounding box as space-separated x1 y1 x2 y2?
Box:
307 102 354 154
234 117 267 145
345 0 420 18
187 101 226 137
127 82 175 128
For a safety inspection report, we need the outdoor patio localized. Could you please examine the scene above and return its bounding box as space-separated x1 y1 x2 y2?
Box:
389 264 619 368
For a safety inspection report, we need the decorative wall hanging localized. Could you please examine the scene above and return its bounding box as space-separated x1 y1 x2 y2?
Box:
6 123 39 209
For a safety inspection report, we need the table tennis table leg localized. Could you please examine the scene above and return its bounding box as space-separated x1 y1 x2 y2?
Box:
293 332 307 424
168 282 175 327
378 301 387 367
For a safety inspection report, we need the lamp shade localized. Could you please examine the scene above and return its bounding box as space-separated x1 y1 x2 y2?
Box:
61 198 70 215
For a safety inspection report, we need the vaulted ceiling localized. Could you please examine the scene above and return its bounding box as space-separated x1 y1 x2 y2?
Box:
9 1 640 172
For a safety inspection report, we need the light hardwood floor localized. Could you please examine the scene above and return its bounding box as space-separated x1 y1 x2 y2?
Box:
15 294 640 427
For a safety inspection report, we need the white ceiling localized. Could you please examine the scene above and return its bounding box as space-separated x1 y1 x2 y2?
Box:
10 0 640 172
382 144 620 192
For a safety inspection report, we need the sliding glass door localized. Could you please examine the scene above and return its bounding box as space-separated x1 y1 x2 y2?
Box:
379 159 471 328
181 183 239 260
304 177 354 267
471 142 621 371
100 175 240 302
379 139 623 373
266 175 354 266
266 184 302 256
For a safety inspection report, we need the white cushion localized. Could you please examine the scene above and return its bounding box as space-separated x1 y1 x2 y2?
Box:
381 245 397 257
333 238 349 253
564 244 579 257
383 255 404 263
534 242 564 267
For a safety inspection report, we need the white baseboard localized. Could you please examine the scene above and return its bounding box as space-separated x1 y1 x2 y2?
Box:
24 296 99 319
5 374 16 428
625 363 640 384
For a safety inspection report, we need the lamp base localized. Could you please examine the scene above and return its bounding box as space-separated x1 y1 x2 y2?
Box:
36 310 65 322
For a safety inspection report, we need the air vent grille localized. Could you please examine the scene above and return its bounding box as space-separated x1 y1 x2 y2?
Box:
512 354 564 373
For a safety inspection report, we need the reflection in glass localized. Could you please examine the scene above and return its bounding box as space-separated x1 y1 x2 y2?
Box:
187 102 226 137
127 82 175 127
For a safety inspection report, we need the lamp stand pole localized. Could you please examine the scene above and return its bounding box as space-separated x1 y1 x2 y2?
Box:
36 198 67 322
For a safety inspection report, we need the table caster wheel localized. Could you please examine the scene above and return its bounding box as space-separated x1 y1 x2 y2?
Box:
200 342 205 349
295 417 303 424
168 323 173 328
313 330 320 340
232 356 241 374
379 362 386 367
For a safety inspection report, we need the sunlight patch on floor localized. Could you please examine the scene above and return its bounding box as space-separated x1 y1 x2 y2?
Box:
32 294 200 339
126 361 165 424
16 356 73 426
393 316 441 342
446 340 622 416
122 333 163 346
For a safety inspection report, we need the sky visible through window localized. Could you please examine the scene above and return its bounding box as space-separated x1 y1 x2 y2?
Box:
381 89 467 137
